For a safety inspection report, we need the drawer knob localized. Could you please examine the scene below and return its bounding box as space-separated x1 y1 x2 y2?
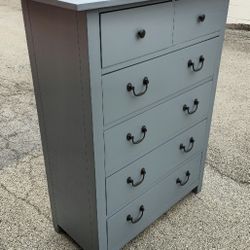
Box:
188 55 205 72
137 29 146 39
127 205 145 224
197 14 206 23
183 99 199 115
127 168 146 187
176 171 191 186
180 137 195 153
127 125 147 145
127 77 149 97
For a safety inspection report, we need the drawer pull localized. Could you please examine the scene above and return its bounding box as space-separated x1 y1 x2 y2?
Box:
127 126 147 144
127 77 149 97
127 205 145 224
137 29 146 39
183 99 199 115
188 55 205 72
180 137 195 153
176 171 191 186
127 168 146 187
197 14 206 23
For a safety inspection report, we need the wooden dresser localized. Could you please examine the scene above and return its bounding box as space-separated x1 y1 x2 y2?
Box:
21 0 229 249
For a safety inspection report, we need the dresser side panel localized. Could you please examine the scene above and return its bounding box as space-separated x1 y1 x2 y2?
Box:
194 0 230 193
22 1 99 249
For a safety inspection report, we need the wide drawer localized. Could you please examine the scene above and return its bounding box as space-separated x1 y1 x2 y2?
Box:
100 2 174 68
102 37 219 125
106 120 207 216
107 154 201 250
174 0 228 44
104 81 212 176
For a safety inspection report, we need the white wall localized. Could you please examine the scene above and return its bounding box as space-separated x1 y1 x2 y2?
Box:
227 0 250 24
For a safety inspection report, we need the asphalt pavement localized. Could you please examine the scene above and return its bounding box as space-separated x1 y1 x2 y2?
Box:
0 2 249 250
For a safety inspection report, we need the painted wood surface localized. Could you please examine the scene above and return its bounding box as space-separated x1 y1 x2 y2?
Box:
100 2 173 67
22 1 100 249
174 0 228 43
32 0 172 11
104 81 212 176
107 154 202 250
102 37 219 125
22 0 229 249
106 120 207 216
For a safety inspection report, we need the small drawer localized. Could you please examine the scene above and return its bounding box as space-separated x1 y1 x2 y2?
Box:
102 37 219 125
104 81 212 176
106 120 207 216
174 0 228 44
100 2 174 68
107 154 201 250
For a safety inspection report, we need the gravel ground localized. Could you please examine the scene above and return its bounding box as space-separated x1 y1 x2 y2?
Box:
0 2 249 250
207 29 250 184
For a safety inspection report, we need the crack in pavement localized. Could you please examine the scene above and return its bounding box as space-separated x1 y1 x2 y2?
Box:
0 183 51 221
208 163 250 187
205 158 250 187
0 131 41 169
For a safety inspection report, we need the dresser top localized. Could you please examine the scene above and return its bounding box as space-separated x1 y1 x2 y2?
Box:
32 0 155 11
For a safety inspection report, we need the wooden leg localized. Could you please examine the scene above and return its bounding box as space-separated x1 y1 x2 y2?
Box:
53 223 64 234
192 185 202 194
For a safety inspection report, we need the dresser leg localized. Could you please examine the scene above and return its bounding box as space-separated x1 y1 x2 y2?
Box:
192 185 202 194
54 223 64 234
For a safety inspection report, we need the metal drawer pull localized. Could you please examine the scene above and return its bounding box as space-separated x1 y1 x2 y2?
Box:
188 55 205 72
127 168 146 187
197 14 206 23
127 126 147 144
127 205 145 224
180 137 195 153
137 29 146 39
127 77 149 97
183 99 199 114
176 171 191 186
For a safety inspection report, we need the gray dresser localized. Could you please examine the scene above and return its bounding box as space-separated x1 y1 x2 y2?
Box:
21 0 229 249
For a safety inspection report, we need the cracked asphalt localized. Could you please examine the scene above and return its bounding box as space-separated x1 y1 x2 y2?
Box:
0 1 249 250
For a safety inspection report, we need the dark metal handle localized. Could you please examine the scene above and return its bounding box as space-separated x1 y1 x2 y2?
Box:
188 55 205 72
176 171 191 186
180 137 195 153
183 99 199 115
127 126 147 145
127 168 146 187
127 205 145 224
127 77 149 97
197 14 206 23
137 29 146 39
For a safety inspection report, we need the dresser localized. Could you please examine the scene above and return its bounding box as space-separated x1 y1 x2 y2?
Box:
21 0 229 249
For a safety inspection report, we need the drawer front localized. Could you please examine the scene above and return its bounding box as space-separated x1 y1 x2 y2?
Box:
174 0 228 44
103 37 219 125
100 2 174 68
105 81 212 176
106 120 207 216
107 154 201 250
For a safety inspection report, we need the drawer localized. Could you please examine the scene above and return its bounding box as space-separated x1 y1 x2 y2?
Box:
104 81 212 176
107 154 201 250
106 120 207 216
100 2 174 68
102 37 219 125
174 0 228 44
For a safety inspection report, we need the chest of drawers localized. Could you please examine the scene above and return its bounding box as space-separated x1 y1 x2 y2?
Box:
21 0 229 249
